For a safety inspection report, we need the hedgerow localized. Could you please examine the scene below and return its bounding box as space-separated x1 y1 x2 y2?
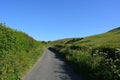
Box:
0 23 45 80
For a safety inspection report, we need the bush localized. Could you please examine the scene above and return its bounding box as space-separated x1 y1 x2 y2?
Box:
50 45 120 80
0 23 45 80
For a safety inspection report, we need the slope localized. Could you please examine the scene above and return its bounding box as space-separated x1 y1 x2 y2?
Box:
74 27 120 48
0 23 45 80
49 27 120 80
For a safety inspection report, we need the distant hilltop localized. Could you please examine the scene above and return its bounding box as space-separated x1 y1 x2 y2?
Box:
108 27 120 32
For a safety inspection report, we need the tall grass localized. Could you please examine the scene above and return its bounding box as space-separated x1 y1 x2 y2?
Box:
50 45 120 80
49 27 120 80
0 23 45 80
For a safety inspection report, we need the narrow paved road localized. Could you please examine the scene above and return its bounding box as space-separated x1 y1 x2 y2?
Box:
22 48 81 80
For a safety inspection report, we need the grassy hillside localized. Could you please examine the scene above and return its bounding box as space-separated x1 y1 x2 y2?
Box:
49 38 83 45
49 27 120 80
74 27 120 48
0 23 46 80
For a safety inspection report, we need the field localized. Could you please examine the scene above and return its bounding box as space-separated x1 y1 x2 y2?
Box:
49 27 120 80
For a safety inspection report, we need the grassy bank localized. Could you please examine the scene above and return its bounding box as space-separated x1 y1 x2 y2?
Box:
49 27 120 80
0 23 46 80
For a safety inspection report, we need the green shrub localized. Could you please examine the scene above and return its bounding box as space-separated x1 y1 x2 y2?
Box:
50 45 120 80
49 27 120 80
0 23 45 80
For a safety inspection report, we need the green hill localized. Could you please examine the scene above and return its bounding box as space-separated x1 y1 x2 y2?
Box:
74 27 120 48
50 38 83 45
0 23 46 80
108 27 120 32
49 27 120 80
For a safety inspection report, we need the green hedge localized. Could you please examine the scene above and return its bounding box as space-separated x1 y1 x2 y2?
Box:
0 23 45 80
49 45 120 80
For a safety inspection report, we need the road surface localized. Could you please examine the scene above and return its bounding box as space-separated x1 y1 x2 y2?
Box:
22 48 81 80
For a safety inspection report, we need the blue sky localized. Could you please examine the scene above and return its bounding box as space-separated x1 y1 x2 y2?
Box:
0 0 120 41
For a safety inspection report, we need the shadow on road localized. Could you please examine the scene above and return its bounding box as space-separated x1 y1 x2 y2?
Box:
48 48 82 80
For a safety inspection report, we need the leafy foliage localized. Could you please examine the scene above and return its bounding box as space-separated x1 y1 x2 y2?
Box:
49 27 120 80
0 23 45 80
